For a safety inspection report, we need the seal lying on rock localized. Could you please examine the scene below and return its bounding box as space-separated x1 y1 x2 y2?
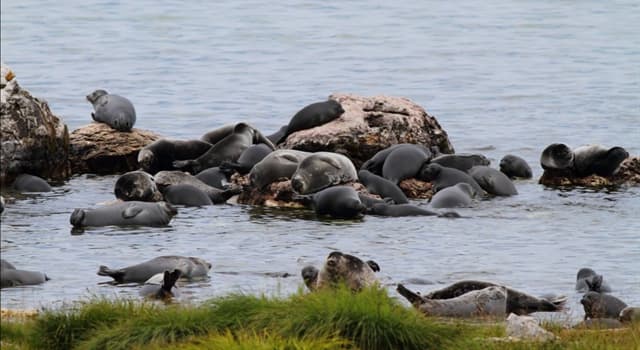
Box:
397 284 507 318
12 174 52 192
382 145 432 184
291 152 357 194
98 255 211 284
302 251 380 292
154 170 240 204
581 291 628 320
70 201 177 228
249 150 311 189
540 143 629 178
1 260 50 288
219 143 273 175
418 163 484 195
114 171 163 202
195 167 229 189
575 268 612 293
499 154 532 179
358 169 408 204
86 89 136 132
138 139 212 175
273 99 345 144
139 269 182 300
361 144 430 175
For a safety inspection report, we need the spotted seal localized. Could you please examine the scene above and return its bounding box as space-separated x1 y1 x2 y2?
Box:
302 251 380 292
86 89 136 131
291 152 357 194
114 171 163 202
98 255 211 284
397 284 507 318
581 291 628 320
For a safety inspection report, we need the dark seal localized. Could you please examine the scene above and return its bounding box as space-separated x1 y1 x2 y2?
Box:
98 255 211 284
358 169 409 204
138 139 212 175
310 186 366 219
499 154 532 179
581 291 628 320
12 174 52 192
274 99 344 144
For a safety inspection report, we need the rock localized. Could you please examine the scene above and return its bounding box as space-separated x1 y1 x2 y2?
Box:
505 313 556 342
279 93 454 168
69 123 161 175
1 62 70 185
398 178 434 200
539 156 639 188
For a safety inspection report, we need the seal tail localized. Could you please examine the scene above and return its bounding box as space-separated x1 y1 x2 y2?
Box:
159 269 182 298
396 284 425 307
97 265 125 284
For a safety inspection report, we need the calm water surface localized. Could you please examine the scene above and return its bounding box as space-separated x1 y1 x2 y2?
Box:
1 1 639 321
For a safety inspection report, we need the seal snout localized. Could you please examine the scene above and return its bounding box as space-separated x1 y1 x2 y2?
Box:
291 176 304 193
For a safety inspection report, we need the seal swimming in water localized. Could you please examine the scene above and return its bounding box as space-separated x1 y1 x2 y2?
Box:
86 89 136 132
98 255 211 284
581 291 628 320
428 183 475 208
358 169 408 204
138 139 212 175
499 154 532 179
274 99 345 144
12 174 52 192
154 170 240 204
382 146 432 184
162 184 213 206
397 284 508 318
575 268 612 293
70 201 177 228
291 152 357 194
219 143 273 176
468 166 518 196
114 171 163 202
139 269 182 301
249 150 311 189
309 186 366 219
418 163 484 195
302 251 380 292
430 153 490 172
1 260 50 288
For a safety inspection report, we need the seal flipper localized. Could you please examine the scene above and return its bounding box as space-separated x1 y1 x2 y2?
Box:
97 265 126 284
366 260 380 272
158 269 182 299
396 284 426 306
209 186 242 204
91 112 97 121
122 206 143 219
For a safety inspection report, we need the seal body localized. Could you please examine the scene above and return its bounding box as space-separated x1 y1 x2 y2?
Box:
429 183 475 208
139 269 182 300
98 255 211 284
540 143 574 174
138 139 212 175
468 166 518 196
70 201 177 227
418 163 484 194
1 261 49 288
361 144 428 175
86 89 136 132
154 170 239 204
195 167 228 189
114 171 163 202
275 100 344 144
382 146 432 183
575 268 612 293
581 291 628 320
368 203 437 217
311 251 379 291
200 124 236 145
619 307 640 323
266 125 288 144
430 153 490 172
162 184 213 206
291 152 357 194
249 150 311 189
358 169 408 204
572 145 628 177
219 143 273 175
397 284 507 318
12 174 52 192
499 154 532 179
311 186 366 219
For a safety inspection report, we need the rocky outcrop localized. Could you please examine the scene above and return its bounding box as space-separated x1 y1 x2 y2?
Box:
505 313 556 342
279 93 454 168
1 63 70 185
539 157 640 188
69 123 161 175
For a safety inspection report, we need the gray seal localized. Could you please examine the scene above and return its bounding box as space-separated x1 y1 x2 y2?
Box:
162 184 213 206
368 203 438 217
540 143 575 175
397 284 507 318
581 291 627 320
154 170 240 204
1 260 50 288
266 125 288 144
361 144 432 176
98 255 211 284
429 183 475 208
70 201 177 228
173 123 275 173
219 143 273 176
86 89 136 132
138 139 212 175
468 166 518 196
274 99 345 144
572 145 628 177
200 123 236 145
311 186 366 219
430 153 490 172
194 167 228 189
499 154 532 179
114 171 163 202
575 268 612 293
382 146 432 184
291 152 357 194
139 269 182 300
358 169 408 204
12 174 52 192
420 280 567 315
418 163 484 195
249 150 311 189
303 251 380 292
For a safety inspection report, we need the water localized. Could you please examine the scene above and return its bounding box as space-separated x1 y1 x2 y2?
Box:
1 1 639 321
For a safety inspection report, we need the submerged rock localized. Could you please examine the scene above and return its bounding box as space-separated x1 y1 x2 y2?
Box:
279 93 454 168
69 123 161 175
1 62 70 185
539 156 640 188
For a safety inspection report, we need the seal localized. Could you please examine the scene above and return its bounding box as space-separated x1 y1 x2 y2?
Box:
173 123 275 173
575 268 612 293
114 171 163 202
499 154 532 179
382 146 432 183
311 186 366 219
98 255 211 284
430 153 490 172
219 143 273 176
249 150 311 189
138 139 212 175
274 99 345 144
358 169 409 204
397 284 507 318
0 195 5 214
86 89 136 132
422 280 567 315
581 291 628 320
12 174 52 192
357 193 393 210
619 306 640 324
303 251 380 291
266 125 288 144
368 203 438 217
418 163 484 195
162 184 213 206
291 152 358 194
1 259 16 270
139 269 182 301
1 261 50 288
572 145 629 177
468 166 518 196
200 123 236 145
194 167 228 189
70 201 177 228
540 143 574 175
154 170 240 204
428 183 475 208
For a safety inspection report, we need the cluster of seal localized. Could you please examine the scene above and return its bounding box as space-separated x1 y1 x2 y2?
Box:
86 89 136 132
541 143 629 178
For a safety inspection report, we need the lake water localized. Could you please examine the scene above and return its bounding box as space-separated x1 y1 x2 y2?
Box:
1 1 639 322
